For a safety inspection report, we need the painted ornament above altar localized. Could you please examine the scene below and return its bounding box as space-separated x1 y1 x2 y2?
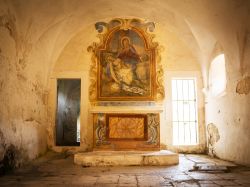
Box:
88 18 164 101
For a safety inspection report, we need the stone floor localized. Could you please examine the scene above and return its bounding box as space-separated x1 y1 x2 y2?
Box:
0 151 250 187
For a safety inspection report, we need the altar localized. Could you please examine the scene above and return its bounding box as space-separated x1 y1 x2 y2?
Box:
91 106 163 151
74 106 179 166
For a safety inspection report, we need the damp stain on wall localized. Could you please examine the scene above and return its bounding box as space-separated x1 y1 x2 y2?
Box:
0 11 33 73
0 130 28 175
236 76 250 95
0 12 17 42
207 123 220 156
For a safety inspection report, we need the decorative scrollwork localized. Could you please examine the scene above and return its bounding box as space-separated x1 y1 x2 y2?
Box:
146 114 159 144
155 46 165 101
95 22 108 33
95 114 110 146
88 18 165 103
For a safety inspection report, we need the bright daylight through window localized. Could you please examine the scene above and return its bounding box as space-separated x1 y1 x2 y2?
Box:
172 78 198 145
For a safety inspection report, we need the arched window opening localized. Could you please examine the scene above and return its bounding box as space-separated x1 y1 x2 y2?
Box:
209 54 227 97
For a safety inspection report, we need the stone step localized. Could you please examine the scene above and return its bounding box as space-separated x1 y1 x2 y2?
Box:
74 150 179 166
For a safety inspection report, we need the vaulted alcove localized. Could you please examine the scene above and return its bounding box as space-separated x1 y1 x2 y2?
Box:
0 0 250 184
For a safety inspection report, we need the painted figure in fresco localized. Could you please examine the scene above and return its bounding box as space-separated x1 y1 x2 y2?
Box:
104 37 147 95
102 34 150 96
117 37 141 67
108 56 133 85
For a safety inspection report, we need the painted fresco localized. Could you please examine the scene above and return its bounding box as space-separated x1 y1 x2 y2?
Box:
99 29 151 98
87 18 165 101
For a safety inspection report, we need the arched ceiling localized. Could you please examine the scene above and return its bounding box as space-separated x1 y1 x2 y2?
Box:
1 0 250 87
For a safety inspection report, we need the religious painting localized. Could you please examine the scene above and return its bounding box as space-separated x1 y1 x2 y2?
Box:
99 29 154 100
88 19 165 101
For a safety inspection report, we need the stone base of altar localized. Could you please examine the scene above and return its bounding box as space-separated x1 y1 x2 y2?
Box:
74 150 178 166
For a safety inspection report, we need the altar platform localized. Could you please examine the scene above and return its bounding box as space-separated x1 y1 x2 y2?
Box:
74 150 179 167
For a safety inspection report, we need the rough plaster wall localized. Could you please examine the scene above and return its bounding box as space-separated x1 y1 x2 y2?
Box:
205 35 250 166
205 5 250 165
0 4 53 170
206 80 250 165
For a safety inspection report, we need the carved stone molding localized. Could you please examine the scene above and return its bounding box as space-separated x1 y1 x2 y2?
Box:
146 114 160 144
94 113 110 146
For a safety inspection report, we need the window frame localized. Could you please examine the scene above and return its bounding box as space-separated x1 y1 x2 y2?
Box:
171 77 199 146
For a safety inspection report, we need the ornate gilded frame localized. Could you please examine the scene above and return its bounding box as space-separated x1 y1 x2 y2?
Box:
88 18 164 102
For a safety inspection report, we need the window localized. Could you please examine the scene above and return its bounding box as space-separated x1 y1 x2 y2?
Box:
172 78 198 145
209 54 226 97
56 79 81 146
